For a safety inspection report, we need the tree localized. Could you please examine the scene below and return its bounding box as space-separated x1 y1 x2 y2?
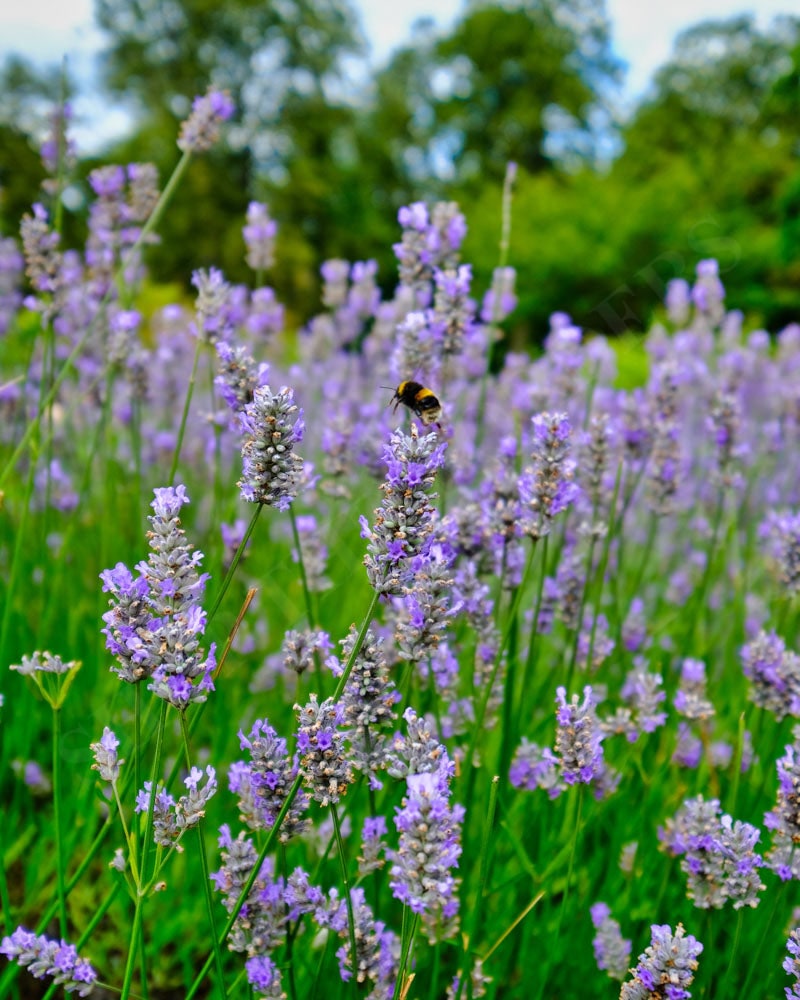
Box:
368 0 622 192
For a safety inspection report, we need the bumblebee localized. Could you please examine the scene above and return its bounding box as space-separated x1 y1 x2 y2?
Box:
388 381 443 427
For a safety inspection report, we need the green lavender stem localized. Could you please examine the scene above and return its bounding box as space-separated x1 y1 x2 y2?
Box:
455 776 499 1000
289 505 323 689
331 803 358 999
120 896 145 1000
179 712 227 997
393 909 419 1000
207 504 263 624
51 707 68 937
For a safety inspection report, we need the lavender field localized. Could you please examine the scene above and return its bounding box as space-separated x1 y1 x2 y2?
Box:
2 90 800 1000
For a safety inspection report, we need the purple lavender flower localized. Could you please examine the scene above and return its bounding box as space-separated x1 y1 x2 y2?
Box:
554 686 605 786
320 258 349 308
691 258 725 323
239 384 305 510
245 955 284 998
395 548 460 664
214 340 269 421
336 626 399 789
295 695 354 805
393 201 465 304
136 766 217 848
480 266 517 324
660 795 765 908
20 203 62 298
509 739 562 797
0 928 97 996
39 101 76 181
244 202 277 272
674 658 715 721
672 722 703 769
622 598 649 652
231 719 308 840
192 266 231 344
645 361 681 516
360 426 446 595
519 412 579 540
785 927 800 999
12 760 51 794
431 264 474 357
765 733 800 881
387 707 448 780
578 413 614 533
666 278 691 326
741 630 800 720
178 87 235 153
762 511 800 596
326 887 399 991
576 608 615 672
212 828 322 990
388 755 464 934
278 628 331 676
708 386 743 487
620 663 667 737
0 237 23 334
247 286 284 340
90 727 123 783
620 923 702 1000
390 310 438 385
590 901 631 980
358 815 388 876
100 485 216 708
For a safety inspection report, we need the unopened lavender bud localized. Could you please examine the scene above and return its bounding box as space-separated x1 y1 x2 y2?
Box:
296 695 354 805
239 384 305 510
91 727 124 783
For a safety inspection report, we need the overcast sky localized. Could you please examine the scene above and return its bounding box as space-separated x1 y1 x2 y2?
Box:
0 0 794 149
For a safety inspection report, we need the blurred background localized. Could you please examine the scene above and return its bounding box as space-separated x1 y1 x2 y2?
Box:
0 0 798 345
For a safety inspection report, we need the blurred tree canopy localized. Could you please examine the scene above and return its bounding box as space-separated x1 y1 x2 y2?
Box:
0 1 798 340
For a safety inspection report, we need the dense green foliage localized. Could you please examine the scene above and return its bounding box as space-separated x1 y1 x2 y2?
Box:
0 2 797 340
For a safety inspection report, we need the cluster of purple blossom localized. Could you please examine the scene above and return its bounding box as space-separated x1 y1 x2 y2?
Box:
0 929 97 996
659 795 765 909
100 485 216 708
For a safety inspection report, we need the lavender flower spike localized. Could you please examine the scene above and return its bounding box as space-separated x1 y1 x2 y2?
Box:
764 732 800 881
100 485 216 708
239 384 305 510
520 412 579 540
555 686 604 786
296 695 354 805
231 719 309 840
590 901 631 981
389 754 464 931
244 201 277 272
0 927 97 996
785 927 800 999
360 425 446 595
177 86 235 153
91 727 124 783
620 923 703 1000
